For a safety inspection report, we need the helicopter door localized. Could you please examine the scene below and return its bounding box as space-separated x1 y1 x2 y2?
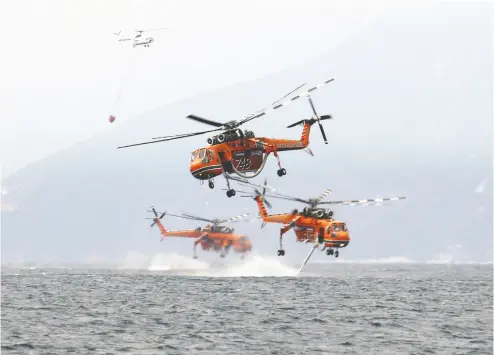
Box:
318 227 324 244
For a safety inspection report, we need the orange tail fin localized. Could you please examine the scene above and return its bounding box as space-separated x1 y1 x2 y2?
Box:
287 112 332 146
255 195 268 220
149 207 167 241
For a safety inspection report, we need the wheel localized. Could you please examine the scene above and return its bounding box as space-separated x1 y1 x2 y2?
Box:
334 251 339 258
277 249 285 256
277 169 283 177
281 168 286 176
208 181 214 189
327 249 334 256
226 190 232 197
231 189 236 196
193 256 198 259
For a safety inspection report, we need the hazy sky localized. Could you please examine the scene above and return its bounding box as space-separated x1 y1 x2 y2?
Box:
1 0 492 265
0 0 431 178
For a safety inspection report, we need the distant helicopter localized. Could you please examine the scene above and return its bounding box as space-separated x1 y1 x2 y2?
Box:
113 28 167 48
147 207 253 259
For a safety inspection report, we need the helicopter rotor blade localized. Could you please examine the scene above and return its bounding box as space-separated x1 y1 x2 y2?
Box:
180 212 216 224
260 177 273 209
320 196 407 206
117 128 223 149
271 83 307 106
237 78 334 126
308 96 328 144
186 114 225 128
315 189 332 202
163 212 199 221
263 193 311 205
221 212 250 224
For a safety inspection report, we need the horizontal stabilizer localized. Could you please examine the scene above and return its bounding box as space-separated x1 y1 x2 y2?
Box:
287 115 332 128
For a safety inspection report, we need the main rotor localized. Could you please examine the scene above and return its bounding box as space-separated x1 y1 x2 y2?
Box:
163 211 251 226
117 78 334 149
238 181 407 219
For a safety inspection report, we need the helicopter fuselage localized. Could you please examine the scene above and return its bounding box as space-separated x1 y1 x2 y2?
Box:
264 213 350 249
162 227 252 253
189 120 313 181
133 37 154 47
253 195 350 249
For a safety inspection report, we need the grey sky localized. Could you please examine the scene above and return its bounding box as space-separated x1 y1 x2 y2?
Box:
0 0 425 177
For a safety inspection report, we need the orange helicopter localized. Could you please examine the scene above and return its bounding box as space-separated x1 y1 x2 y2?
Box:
147 206 253 259
235 180 407 259
118 78 334 197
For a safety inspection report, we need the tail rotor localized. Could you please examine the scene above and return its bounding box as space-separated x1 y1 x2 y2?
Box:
308 96 330 144
146 206 166 227
252 177 272 209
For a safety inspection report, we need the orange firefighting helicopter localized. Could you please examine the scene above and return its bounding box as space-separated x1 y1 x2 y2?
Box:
117 78 334 198
147 206 253 259
236 180 407 260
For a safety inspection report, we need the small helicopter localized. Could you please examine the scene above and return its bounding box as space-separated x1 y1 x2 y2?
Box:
118 78 335 198
236 180 407 259
113 28 167 48
147 206 253 259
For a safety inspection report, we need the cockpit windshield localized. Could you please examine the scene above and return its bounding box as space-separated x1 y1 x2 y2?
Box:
190 149 206 162
190 151 199 162
332 223 347 232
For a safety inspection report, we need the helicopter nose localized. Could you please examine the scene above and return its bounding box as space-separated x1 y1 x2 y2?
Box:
189 160 223 180
339 231 350 241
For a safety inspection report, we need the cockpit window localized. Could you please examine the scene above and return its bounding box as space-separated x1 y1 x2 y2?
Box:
341 223 347 231
199 149 205 159
333 224 341 232
190 151 199 162
202 149 214 163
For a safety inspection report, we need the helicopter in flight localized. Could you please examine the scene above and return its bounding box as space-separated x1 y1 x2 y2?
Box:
117 78 335 198
236 180 407 259
147 206 253 259
113 28 167 47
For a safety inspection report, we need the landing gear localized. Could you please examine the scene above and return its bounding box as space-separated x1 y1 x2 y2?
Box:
274 151 287 177
223 173 236 198
220 245 231 258
208 180 214 189
277 249 285 256
325 248 339 257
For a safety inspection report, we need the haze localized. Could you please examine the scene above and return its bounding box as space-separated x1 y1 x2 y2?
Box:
1 1 492 266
